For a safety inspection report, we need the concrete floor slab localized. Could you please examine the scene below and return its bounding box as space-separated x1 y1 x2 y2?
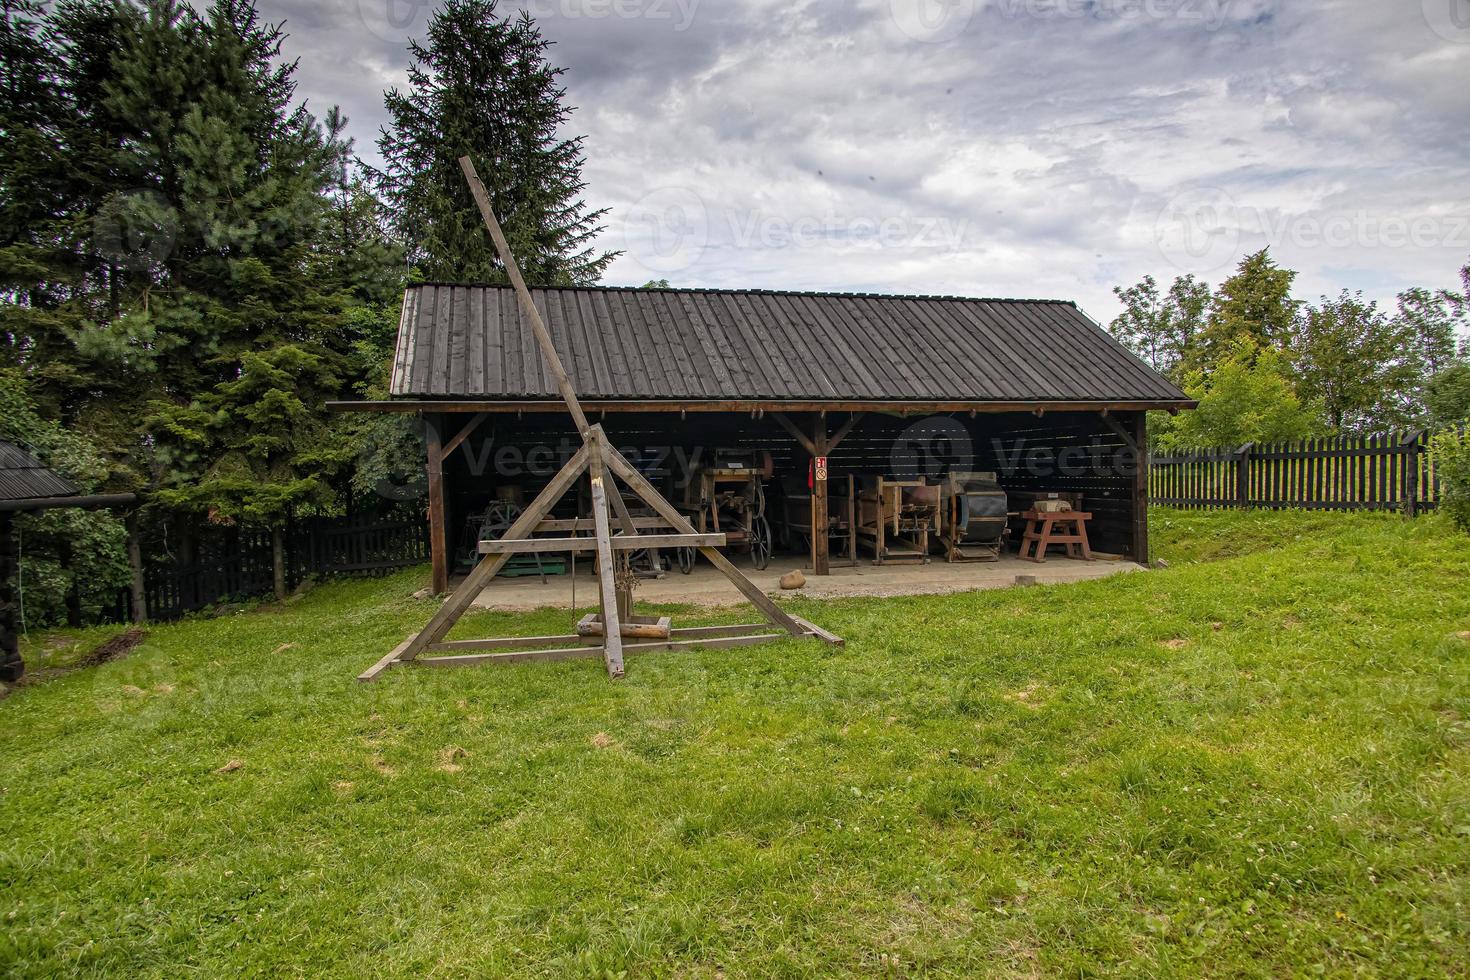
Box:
465 554 1146 612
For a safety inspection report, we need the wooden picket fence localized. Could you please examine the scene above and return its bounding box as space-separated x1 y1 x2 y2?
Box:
1151 431 1442 514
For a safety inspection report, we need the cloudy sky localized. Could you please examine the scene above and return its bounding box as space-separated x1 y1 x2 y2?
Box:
256 0 1470 326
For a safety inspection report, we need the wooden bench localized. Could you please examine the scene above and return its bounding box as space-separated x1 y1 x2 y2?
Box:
1018 510 1094 563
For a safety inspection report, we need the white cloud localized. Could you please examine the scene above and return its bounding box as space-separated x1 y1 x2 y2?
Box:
261 0 1470 327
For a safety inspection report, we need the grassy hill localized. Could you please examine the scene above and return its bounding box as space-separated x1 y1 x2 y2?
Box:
2 510 1468 976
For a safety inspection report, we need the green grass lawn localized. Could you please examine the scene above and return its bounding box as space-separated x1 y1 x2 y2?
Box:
3 509 1469 977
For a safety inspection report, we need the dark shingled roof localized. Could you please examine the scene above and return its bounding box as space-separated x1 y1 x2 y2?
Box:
390 283 1189 405
0 442 79 503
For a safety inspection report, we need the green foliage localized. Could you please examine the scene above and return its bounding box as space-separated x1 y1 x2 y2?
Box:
1426 363 1470 429
371 0 616 285
1154 338 1323 450
3 0 406 552
1109 273 1210 381
5 510 1470 974
0 368 131 626
1431 427 1470 532
1292 291 1419 433
150 345 350 524
1193 249 1300 370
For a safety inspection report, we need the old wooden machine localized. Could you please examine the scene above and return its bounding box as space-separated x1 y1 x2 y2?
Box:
359 158 841 682
937 471 1009 562
855 476 940 565
678 453 774 572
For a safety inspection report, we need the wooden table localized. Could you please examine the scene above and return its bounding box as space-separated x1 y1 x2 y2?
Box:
1018 509 1094 563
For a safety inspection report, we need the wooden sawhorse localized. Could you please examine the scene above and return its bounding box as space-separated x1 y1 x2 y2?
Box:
1018 510 1094 563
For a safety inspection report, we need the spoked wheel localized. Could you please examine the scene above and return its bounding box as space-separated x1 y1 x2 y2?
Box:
750 515 773 570
677 546 695 575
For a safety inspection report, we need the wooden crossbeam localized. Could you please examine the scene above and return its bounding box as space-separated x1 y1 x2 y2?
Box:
536 516 671 533
478 533 724 555
415 632 797 670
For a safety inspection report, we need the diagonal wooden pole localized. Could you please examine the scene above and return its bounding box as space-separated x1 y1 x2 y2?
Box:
395 445 591 664
459 156 590 437
599 442 807 637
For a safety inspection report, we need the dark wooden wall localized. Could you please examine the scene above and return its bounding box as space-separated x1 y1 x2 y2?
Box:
428 409 1149 580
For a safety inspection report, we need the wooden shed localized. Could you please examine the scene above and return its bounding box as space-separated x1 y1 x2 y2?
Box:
0 441 135 682
333 284 1192 592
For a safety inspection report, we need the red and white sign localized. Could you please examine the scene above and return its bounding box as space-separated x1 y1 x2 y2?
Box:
814 457 829 482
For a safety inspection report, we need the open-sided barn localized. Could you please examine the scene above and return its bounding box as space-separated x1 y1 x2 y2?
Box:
334 283 1193 592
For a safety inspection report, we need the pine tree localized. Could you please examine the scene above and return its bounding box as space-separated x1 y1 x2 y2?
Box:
371 0 616 285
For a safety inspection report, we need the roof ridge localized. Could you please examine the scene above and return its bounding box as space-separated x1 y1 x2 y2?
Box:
409 282 1077 307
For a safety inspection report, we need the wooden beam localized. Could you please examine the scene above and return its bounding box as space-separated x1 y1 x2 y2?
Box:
1100 412 1141 454
826 412 865 452
536 516 671 533
771 412 818 455
425 415 448 595
416 632 793 669
397 444 591 662
586 430 625 679
1131 411 1150 563
357 635 416 683
478 533 724 555
697 547 806 635
330 399 1200 415
459 156 591 436
812 414 830 577
790 615 845 647
442 411 489 457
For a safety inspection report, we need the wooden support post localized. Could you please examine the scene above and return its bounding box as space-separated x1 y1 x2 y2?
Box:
0 512 21 683
1131 411 1150 563
1235 441 1253 510
587 440 626 679
1402 429 1424 518
426 414 449 595
812 414 830 577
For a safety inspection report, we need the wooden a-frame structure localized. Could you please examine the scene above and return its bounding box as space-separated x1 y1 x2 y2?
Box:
359 158 842 682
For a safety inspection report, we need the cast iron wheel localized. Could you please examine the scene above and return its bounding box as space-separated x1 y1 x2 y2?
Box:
677 546 695 575
751 515 773 570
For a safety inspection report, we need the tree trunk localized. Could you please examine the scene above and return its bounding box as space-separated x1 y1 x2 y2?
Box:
271 526 287 599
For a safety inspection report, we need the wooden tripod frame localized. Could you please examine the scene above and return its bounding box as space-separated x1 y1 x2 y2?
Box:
359 158 842 682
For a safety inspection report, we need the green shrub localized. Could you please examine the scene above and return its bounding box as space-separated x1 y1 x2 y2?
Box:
1432 427 1470 531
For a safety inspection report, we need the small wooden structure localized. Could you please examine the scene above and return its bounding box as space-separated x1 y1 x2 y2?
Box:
358 159 842 682
1018 509 1095 563
680 462 773 571
856 476 940 564
0 442 135 682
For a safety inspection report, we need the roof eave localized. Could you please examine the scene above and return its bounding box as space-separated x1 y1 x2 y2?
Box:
329 398 1198 415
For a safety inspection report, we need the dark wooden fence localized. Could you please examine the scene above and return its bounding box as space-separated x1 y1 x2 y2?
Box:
139 514 429 622
1150 431 1442 513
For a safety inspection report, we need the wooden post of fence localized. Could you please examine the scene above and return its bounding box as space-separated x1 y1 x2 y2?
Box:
1402 430 1425 518
1235 442 1254 509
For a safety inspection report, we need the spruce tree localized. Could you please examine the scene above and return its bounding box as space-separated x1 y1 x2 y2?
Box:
371 0 616 285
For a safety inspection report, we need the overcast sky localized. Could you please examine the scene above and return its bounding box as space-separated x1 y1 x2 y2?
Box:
255 0 1470 326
